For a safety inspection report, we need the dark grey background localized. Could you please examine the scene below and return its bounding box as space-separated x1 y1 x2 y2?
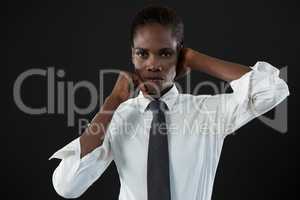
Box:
5 0 299 199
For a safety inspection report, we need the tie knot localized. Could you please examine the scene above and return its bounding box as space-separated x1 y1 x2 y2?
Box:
146 100 168 113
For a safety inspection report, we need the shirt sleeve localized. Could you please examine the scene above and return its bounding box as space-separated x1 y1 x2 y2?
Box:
48 123 114 198
200 61 290 136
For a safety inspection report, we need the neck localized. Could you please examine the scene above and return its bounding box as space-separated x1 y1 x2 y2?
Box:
146 84 174 100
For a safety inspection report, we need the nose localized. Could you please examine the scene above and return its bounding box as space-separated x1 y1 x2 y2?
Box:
146 55 162 72
147 65 161 72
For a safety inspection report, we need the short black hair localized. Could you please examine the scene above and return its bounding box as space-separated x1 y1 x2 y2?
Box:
130 5 184 49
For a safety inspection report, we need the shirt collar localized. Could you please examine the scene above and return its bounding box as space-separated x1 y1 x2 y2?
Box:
135 84 179 112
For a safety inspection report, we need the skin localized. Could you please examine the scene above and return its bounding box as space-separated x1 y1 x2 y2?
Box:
131 23 178 98
79 22 251 158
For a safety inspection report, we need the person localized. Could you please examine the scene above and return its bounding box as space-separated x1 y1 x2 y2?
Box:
49 5 290 200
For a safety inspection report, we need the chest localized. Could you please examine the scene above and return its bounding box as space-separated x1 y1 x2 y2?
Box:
110 111 223 177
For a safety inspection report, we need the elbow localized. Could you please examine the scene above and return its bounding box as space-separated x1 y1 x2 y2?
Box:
52 168 83 199
271 78 290 104
279 79 290 98
251 79 290 114
53 184 83 199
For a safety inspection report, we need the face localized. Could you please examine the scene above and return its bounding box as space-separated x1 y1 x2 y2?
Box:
132 23 179 97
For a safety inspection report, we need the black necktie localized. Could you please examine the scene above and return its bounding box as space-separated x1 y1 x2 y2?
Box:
146 99 171 200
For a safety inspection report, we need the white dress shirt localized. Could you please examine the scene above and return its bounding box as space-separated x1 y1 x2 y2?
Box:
49 61 289 200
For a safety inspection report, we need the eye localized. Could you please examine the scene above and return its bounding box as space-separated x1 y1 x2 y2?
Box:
136 50 148 59
159 49 174 58
160 52 172 57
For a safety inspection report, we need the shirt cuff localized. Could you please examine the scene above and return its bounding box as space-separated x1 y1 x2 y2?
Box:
228 61 290 123
229 61 289 102
230 61 278 90
49 136 111 159
49 134 112 173
48 137 80 160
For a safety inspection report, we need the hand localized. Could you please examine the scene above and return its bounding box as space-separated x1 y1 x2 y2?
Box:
175 48 191 80
109 70 146 103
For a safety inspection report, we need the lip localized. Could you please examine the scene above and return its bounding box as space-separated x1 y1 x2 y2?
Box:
148 79 162 82
145 77 164 80
145 77 163 84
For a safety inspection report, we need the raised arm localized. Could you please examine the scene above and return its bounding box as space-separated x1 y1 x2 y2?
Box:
180 48 289 135
180 48 252 82
80 70 145 157
49 71 144 198
79 95 122 158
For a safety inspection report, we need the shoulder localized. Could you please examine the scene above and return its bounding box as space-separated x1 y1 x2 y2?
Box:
111 97 141 122
176 93 211 105
116 97 139 112
175 93 235 112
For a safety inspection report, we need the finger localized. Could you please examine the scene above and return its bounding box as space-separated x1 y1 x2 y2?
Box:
133 72 148 94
